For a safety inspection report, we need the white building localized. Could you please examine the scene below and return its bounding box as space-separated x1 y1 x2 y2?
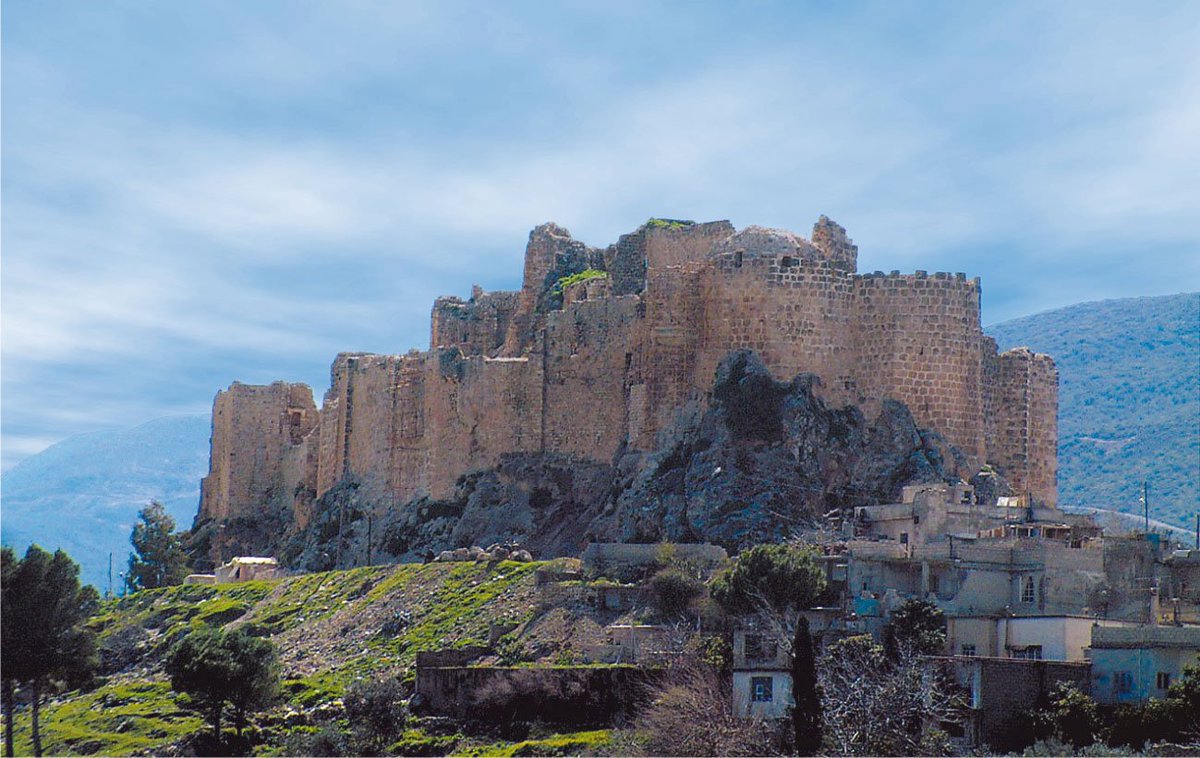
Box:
946 615 1133 660
731 626 793 720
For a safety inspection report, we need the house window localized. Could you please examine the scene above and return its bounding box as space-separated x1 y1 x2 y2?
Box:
751 676 774 702
1010 645 1042 660
745 635 776 662
1116 671 1134 694
1156 672 1171 690
900 532 909 545
961 644 977 657
1021 576 1036 603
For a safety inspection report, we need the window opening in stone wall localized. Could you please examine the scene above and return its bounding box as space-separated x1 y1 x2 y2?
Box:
1021 576 1036 603
734 251 743 267
1116 671 1134 694
961 644 976 656
1156 671 1171 689
745 635 776 662
781 255 795 268
1010 645 1042 660
751 676 774 702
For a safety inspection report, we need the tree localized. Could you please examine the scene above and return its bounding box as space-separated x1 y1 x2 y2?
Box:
790 617 821 755
710 543 826 620
622 654 781 756
127 501 189 591
817 635 963 756
1 547 18 758
1031 683 1100 750
166 627 280 740
710 542 827 659
1 545 99 757
885 598 947 657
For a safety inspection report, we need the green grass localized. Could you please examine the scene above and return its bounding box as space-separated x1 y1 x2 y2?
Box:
551 269 607 296
645 218 694 230
9 680 202 757
454 729 612 757
21 561 550 755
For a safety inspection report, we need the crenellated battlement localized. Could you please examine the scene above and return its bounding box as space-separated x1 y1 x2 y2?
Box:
198 215 1059 561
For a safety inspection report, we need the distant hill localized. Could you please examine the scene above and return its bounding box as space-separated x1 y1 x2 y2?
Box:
0 415 210 590
988 292 1199 530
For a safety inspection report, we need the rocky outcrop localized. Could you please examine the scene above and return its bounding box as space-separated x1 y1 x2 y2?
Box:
276 351 974 570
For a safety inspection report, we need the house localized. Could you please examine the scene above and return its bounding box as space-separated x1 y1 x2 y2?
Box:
731 625 793 719
1085 624 1200 704
945 655 1091 750
946 615 1133 660
213 556 280 583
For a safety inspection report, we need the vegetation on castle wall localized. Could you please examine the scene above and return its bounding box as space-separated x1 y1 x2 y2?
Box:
645 218 694 230
550 268 607 296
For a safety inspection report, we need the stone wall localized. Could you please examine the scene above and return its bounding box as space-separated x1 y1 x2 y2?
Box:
989 348 1058 504
431 288 519 356
199 381 317 523
852 271 985 463
414 664 654 723
197 216 1059 550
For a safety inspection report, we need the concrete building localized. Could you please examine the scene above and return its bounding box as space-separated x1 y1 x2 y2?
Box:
945 655 1091 750
1086 624 1200 704
946 615 1133 660
731 625 793 720
213 556 280 583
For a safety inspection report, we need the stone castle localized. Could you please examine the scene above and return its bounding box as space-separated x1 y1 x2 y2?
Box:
197 217 1057 552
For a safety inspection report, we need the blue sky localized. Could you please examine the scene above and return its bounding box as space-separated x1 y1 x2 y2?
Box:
3 1 1199 471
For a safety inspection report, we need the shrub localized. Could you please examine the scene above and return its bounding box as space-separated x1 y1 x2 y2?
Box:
648 569 704 619
344 676 408 752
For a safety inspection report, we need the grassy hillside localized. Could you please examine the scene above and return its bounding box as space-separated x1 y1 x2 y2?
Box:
6 560 617 757
987 292 1199 529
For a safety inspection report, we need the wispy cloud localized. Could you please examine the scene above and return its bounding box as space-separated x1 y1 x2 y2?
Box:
3 0 1198 469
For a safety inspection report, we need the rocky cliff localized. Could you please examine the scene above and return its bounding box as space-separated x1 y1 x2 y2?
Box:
274 351 985 571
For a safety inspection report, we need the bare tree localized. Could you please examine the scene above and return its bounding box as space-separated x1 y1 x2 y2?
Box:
618 657 782 757
817 635 964 756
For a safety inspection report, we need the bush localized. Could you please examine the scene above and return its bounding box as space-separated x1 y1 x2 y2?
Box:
344 677 408 752
648 570 704 619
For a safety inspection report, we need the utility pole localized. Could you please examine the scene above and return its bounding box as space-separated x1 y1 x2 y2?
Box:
1141 480 1150 533
107 553 113 599
367 515 373 567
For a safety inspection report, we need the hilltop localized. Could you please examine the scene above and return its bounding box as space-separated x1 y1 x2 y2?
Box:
987 292 1200 529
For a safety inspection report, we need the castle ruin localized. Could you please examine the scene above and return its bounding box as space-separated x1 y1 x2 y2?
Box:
197 217 1057 552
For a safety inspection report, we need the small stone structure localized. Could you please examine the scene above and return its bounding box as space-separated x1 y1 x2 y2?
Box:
581 542 728 579
1086 624 1200 704
731 622 793 720
211 556 280 583
945 656 1090 751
